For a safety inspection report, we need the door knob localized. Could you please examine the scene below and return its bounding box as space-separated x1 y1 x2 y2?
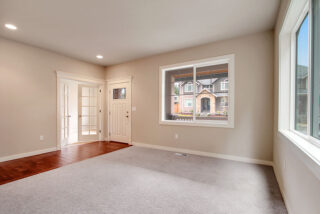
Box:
126 115 129 118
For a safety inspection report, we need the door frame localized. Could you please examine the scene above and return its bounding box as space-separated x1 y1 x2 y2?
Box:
106 77 132 144
56 71 105 149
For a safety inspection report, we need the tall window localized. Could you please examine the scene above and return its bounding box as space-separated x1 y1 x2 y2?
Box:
278 0 320 167
160 55 234 128
295 15 309 134
280 0 320 143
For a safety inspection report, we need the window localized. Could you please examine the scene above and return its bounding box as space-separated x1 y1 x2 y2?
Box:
184 98 193 107
113 88 126 99
203 85 214 92
279 0 320 147
295 15 309 134
221 80 229 91
159 54 234 128
184 83 193 93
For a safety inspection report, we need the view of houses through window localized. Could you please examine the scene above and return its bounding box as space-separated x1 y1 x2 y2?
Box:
295 14 309 134
164 63 229 121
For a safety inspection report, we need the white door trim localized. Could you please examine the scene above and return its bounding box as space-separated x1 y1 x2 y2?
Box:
106 77 132 144
56 71 105 149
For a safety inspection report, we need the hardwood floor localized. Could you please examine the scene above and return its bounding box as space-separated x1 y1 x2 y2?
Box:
0 141 130 185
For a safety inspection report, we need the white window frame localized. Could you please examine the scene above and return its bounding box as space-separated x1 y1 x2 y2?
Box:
279 0 320 175
221 79 229 91
289 4 312 138
159 54 235 128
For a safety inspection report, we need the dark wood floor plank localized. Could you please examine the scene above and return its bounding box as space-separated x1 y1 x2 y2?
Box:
0 141 130 185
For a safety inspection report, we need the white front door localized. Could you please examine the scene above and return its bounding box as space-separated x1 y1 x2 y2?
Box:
78 85 100 142
109 82 131 143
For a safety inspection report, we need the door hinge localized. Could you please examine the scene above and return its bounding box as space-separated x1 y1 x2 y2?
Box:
99 109 102 113
99 130 102 133
99 89 102 93
109 132 111 136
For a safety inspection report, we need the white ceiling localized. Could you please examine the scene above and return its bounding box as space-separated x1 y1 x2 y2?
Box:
0 0 280 66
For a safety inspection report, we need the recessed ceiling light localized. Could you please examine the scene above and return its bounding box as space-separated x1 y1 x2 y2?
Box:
5 23 17 30
96 55 103 59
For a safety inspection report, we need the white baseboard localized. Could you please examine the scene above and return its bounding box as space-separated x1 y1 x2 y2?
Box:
132 142 273 166
0 147 58 163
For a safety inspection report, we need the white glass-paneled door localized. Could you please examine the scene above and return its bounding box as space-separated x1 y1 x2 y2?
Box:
78 85 101 142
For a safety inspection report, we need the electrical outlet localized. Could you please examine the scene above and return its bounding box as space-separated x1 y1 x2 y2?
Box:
40 135 44 141
174 133 179 139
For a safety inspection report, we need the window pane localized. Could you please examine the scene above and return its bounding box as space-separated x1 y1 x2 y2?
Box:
195 64 228 121
295 15 309 134
90 88 97 96
82 97 89 106
312 0 320 139
82 107 89 116
82 126 89 135
82 116 89 126
164 67 193 121
90 96 97 106
113 88 126 99
90 107 97 115
82 87 89 96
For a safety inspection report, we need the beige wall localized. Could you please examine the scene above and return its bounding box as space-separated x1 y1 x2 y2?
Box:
273 0 320 213
106 30 274 161
0 37 105 158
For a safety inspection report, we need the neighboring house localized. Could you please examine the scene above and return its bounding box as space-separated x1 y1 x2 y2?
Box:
172 77 229 117
296 65 308 131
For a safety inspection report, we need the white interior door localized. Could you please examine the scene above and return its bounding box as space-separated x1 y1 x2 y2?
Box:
109 82 131 143
78 85 100 142
60 81 70 147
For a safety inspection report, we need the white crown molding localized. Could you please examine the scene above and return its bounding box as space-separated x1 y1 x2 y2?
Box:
105 76 133 84
56 71 105 84
0 147 58 163
131 142 273 166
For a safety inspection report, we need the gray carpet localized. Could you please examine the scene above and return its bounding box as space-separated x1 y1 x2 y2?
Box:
0 146 287 214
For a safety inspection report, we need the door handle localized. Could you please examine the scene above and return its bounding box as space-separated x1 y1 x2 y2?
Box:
126 115 129 118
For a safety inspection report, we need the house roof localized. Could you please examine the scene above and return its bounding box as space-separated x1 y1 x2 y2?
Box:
197 79 217 85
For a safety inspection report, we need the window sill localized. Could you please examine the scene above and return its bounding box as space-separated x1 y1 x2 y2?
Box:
279 129 320 180
159 120 234 128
